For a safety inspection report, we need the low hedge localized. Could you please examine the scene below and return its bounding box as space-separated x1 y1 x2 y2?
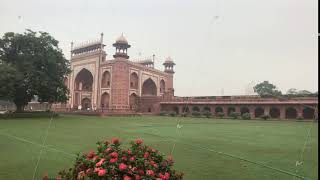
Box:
203 111 212 118
216 112 225 118
229 112 240 119
0 111 58 119
241 113 251 120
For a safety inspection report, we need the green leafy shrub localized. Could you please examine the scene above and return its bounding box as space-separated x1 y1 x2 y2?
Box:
229 112 240 119
159 111 167 116
181 113 188 117
242 113 251 120
297 116 304 121
260 114 270 120
169 111 177 117
216 112 225 118
203 111 212 118
44 138 183 180
192 112 201 117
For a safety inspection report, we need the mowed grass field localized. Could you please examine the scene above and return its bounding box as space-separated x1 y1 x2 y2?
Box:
0 115 318 180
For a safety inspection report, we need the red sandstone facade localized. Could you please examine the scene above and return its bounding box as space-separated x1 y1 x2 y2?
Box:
54 33 318 119
60 34 175 115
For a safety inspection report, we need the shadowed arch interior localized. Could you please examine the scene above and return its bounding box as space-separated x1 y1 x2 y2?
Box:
101 71 111 88
270 107 280 118
101 92 110 109
285 107 297 119
142 78 157 96
303 107 315 119
215 107 223 113
130 72 139 89
129 93 138 110
227 107 235 115
254 107 264 118
160 80 166 93
192 106 200 112
81 98 91 110
75 69 93 91
240 107 250 115
203 106 211 112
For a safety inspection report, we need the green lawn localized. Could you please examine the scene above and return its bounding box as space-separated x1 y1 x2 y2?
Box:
0 115 318 180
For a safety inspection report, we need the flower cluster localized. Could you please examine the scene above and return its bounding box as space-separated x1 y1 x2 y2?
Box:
51 138 183 180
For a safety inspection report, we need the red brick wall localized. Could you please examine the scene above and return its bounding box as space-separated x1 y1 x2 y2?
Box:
110 60 130 109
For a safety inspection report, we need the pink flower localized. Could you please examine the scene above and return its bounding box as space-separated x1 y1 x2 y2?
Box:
130 156 135 162
86 150 95 159
123 175 132 180
138 169 145 175
135 175 141 180
164 172 170 180
86 168 93 175
110 152 119 158
56 176 61 180
93 155 99 161
105 147 112 153
127 150 132 155
111 138 120 144
146 170 155 176
119 163 127 171
153 163 158 168
94 168 101 173
143 152 149 159
98 169 107 176
122 156 128 161
152 148 156 153
158 173 164 178
110 158 118 163
42 174 49 180
96 158 106 167
135 138 143 145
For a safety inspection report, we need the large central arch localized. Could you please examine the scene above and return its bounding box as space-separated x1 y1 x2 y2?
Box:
75 68 93 91
142 78 157 96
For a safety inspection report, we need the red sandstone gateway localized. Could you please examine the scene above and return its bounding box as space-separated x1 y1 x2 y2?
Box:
52 34 318 119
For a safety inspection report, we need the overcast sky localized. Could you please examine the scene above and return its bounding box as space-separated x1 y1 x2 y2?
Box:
0 0 318 96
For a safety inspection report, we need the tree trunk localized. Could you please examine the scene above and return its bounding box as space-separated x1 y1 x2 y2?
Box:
15 104 25 113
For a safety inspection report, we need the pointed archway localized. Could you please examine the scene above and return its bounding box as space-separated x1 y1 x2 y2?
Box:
142 78 157 96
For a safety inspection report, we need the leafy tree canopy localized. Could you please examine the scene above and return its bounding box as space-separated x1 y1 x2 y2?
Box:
253 81 282 97
0 30 70 112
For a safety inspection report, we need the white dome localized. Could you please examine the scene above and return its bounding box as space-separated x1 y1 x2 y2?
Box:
116 33 128 44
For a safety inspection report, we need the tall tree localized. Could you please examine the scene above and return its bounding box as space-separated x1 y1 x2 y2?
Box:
286 88 298 95
0 30 70 112
253 81 282 97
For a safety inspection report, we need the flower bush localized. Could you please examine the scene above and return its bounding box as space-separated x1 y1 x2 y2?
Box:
47 138 183 180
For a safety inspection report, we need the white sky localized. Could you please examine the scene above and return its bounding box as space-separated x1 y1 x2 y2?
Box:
0 0 318 96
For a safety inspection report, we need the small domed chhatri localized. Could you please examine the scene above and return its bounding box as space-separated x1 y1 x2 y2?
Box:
163 56 175 74
163 56 175 65
113 33 131 59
